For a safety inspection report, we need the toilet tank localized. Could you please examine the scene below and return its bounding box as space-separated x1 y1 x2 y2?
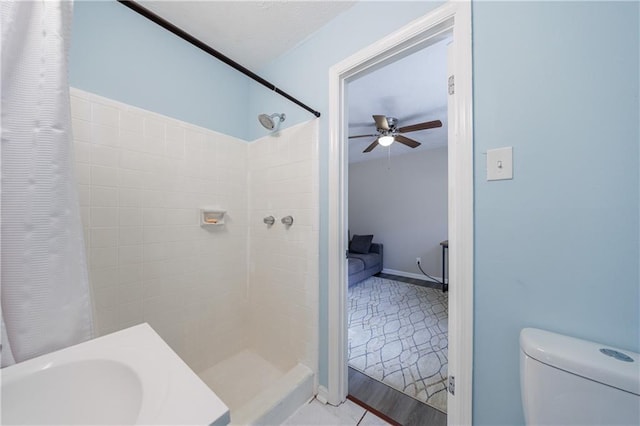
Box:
520 328 639 426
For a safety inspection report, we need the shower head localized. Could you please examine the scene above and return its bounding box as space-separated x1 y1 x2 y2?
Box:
258 113 286 130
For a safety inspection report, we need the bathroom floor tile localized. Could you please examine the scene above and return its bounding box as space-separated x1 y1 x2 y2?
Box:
359 411 393 425
283 399 357 425
321 399 367 424
282 398 393 426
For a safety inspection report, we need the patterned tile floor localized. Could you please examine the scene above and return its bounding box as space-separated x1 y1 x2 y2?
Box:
348 276 449 413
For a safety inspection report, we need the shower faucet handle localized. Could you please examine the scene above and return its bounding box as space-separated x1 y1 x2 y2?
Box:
281 216 294 226
263 216 275 226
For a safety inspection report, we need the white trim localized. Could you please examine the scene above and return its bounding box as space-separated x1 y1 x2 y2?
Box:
381 268 443 283
316 386 329 405
327 2 474 425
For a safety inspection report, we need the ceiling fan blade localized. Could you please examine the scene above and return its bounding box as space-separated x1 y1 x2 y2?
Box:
372 115 390 130
398 119 443 133
395 134 421 149
349 134 378 139
363 139 379 153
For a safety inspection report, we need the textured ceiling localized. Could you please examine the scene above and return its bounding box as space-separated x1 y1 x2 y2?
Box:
348 38 450 164
139 1 357 70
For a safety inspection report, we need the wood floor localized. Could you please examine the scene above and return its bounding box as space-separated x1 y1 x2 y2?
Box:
348 367 446 426
377 272 443 291
348 272 447 426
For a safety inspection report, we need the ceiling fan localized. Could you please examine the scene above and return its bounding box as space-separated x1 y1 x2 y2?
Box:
349 115 442 153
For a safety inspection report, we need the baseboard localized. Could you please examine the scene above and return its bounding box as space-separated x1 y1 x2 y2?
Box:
316 385 329 404
381 268 443 283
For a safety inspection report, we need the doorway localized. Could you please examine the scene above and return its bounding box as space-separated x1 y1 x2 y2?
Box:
326 3 474 425
345 38 450 421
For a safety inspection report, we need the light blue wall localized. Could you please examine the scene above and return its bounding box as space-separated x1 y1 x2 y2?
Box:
248 1 445 387
472 1 639 424
69 0 250 139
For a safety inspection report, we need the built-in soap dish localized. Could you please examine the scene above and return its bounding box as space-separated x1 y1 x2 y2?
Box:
200 209 226 227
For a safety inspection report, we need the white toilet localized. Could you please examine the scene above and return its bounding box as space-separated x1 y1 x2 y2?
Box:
520 328 640 425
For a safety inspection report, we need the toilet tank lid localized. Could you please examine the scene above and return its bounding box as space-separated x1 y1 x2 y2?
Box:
520 328 640 395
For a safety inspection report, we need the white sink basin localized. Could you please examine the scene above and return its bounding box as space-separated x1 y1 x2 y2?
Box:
1 324 229 425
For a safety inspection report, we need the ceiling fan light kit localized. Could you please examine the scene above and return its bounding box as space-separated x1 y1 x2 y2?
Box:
349 114 442 153
378 135 395 146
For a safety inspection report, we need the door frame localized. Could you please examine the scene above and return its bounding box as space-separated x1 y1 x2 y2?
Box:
325 2 474 424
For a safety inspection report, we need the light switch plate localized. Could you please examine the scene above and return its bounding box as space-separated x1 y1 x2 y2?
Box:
487 147 513 181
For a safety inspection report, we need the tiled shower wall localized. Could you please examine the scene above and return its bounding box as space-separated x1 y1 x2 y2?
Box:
70 88 249 372
248 121 319 373
70 88 318 377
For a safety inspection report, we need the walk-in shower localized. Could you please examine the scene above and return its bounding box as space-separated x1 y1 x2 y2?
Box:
69 89 319 425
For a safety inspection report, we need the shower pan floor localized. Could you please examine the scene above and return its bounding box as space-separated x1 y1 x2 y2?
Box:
198 350 285 411
198 349 314 425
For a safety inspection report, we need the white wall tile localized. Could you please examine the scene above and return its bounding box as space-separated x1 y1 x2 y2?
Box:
119 227 143 246
142 207 166 226
120 130 143 149
144 117 165 140
118 263 143 285
166 124 185 143
71 89 292 375
142 171 171 191
90 267 118 289
92 124 119 146
70 96 91 121
90 228 118 248
141 190 163 208
91 186 118 207
119 149 146 171
90 247 118 268
119 244 143 265
72 119 92 142
118 300 144 328
247 120 319 370
165 138 185 159
74 141 91 163
185 128 206 151
118 169 145 189
119 188 142 207
143 242 168 262
142 227 169 244
165 209 197 226
77 185 91 206
94 286 118 310
118 282 143 304
92 144 118 167
92 103 119 127
91 165 118 187
75 163 91 185
91 207 118 228
80 207 90 229
121 110 144 134
119 207 143 227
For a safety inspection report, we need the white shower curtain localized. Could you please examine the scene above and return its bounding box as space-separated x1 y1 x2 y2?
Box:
1 0 93 366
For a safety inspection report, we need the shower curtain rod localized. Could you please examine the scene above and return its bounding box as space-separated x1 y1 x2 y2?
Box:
117 0 321 118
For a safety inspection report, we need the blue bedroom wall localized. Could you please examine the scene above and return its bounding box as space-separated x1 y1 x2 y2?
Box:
248 0 445 387
69 0 250 140
472 1 639 424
